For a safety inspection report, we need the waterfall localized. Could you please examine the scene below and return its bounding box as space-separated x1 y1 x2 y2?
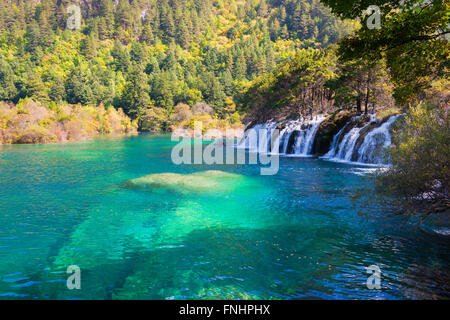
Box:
356 114 402 164
337 126 365 161
280 120 300 154
292 116 325 155
322 123 349 158
326 116 374 162
237 113 401 165
324 114 401 165
237 116 326 156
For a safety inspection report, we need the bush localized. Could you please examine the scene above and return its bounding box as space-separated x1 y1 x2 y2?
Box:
15 125 56 144
376 102 449 212
228 112 242 127
170 103 192 123
139 107 168 132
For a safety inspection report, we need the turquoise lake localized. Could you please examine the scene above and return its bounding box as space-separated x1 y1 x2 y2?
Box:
0 134 448 299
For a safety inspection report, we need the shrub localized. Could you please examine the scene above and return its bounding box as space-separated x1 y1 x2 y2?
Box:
139 107 168 132
376 102 449 212
15 125 56 144
170 103 192 123
191 102 212 116
229 112 242 126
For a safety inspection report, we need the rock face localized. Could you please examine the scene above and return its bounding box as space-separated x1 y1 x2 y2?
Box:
124 170 244 194
312 110 357 156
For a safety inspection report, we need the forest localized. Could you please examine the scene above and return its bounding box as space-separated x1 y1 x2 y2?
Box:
0 0 356 137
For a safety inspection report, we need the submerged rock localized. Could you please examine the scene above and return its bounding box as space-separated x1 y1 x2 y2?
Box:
124 170 244 194
419 211 450 237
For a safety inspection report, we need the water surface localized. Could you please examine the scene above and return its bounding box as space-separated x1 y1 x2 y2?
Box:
0 134 448 299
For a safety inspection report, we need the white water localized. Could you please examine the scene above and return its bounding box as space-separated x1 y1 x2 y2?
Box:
356 114 402 164
326 114 400 164
327 115 375 162
237 116 326 156
292 116 326 155
321 123 349 159
280 121 301 154
237 113 401 165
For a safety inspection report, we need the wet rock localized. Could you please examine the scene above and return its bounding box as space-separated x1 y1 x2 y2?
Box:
419 211 450 237
312 110 357 155
285 130 300 154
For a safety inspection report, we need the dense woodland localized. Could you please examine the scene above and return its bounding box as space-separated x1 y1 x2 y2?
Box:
0 0 355 132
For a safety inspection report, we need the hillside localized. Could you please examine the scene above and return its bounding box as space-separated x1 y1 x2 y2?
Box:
0 0 356 135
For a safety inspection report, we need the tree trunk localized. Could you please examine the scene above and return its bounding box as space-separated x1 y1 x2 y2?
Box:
356 96 361 113
365 88 369 114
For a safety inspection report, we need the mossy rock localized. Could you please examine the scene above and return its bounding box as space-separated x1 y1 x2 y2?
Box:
312 110 357 155
124 170 244 194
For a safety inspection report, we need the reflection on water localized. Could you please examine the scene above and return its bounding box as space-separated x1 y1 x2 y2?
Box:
0 134 449 299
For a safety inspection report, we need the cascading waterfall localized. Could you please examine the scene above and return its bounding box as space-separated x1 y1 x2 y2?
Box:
356 114 402 164
325 114 401 164
322 123 349 159
292 116 326 156
324 115 374 162
337 125 368 161
237 116 326 156
237 113 401 165
280 120 301 154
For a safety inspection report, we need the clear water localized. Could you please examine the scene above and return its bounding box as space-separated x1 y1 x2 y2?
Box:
0 134 448 300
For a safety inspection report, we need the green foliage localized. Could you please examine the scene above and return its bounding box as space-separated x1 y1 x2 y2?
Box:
326 58 394 113
238 47 338 121
0 0 355 131
138 106 169 132
319 0 449 214
321 0 450 106
376 102 449 208
0 57 17 101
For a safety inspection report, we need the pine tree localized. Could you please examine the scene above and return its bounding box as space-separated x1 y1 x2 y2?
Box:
0 57 17 101
49 75 65 103
121 67 151 117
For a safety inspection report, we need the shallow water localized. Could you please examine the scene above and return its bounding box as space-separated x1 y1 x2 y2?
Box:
0 134 448 299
